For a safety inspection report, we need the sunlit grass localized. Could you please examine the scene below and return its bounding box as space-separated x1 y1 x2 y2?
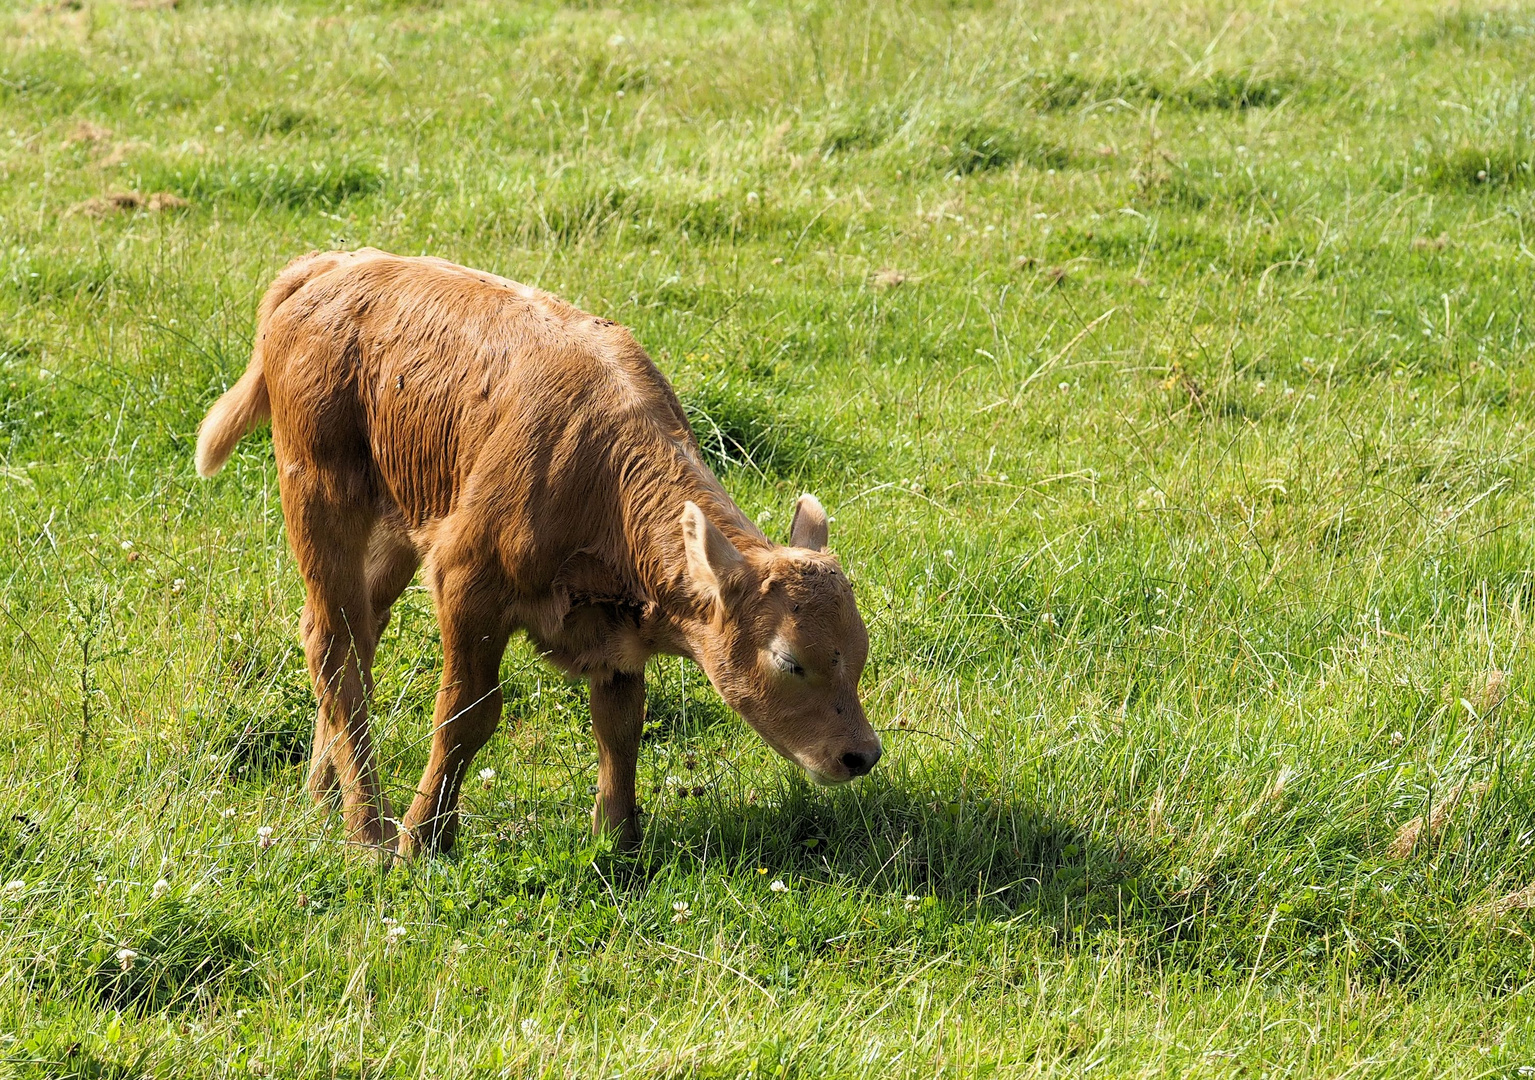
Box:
2 0 1535 1075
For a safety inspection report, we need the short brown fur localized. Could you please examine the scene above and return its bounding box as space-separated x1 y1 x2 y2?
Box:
197 249 881 857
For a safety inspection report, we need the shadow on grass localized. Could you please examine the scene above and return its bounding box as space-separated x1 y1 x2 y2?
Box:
627 777 1161 928
608 780 1495 985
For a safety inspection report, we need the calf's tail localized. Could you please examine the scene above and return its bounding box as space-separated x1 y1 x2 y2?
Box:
194 251 342 478
194 355 269 478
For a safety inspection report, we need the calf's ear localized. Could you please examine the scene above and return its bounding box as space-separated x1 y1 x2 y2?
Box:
789 493 829 551
681 501 745 599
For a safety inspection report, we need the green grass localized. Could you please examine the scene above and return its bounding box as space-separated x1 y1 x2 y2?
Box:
2 0 1535 1074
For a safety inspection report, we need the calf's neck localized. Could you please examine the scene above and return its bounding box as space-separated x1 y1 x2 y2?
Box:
196 248 881 857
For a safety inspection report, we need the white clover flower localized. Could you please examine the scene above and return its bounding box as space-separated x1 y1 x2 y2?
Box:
3 879 24 899
520 1017 540 1039
479 767 496 789
255 826 274 851
170 578 185 594
222 807 237 818
769 880 788 893
115 947 138 971
152 878 170 900
671 900 691 923
904 894 922 912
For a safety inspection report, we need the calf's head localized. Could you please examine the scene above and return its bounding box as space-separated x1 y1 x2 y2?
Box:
680 495 882 785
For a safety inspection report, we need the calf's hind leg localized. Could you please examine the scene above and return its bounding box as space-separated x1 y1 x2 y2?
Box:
306 524 418 812
283 484 396 850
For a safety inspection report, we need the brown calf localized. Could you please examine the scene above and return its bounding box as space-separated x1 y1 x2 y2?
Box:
196 249 881 857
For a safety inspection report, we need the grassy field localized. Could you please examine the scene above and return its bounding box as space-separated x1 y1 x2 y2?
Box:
2 0 1535 1074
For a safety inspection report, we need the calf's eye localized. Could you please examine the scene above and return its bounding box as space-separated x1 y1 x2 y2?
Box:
776 653 806 678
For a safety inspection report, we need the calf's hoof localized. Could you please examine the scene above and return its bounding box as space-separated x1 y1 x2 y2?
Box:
592 805 641 851
394 817 458 861
394 826 422 862
342 800 398 859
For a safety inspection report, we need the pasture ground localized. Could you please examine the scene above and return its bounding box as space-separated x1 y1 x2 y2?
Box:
3 0 1535 1075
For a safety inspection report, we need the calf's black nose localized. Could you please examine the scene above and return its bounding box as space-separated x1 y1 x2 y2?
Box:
840 747 881 777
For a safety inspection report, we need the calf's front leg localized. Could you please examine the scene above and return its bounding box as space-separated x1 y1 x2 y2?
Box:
590 670 645 849
397 574 511 859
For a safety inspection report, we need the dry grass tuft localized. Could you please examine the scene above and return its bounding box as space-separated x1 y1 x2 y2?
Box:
1265 763 1297 803
69 191 190 217
1477 882 1535 919
1389 781 1488 858
97 142 145 169
64 121 112 147
1412 233 1450 251
1146 785 1166 836
870 268 911 289
1473 668 1507 715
